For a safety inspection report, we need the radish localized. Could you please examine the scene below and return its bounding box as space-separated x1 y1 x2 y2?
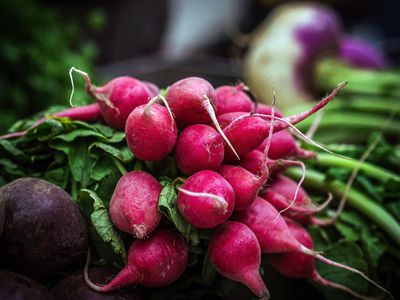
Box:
268 218 388 300
234 197 392 296
0 103 102 139
85 228 189 291
260 175 333 223
256 104 283 117
142 81 160 97
215 83 255 115
175 124 224 175
218 164 267 210
216 112 248 129
256 130 316 160
125 96 177 162
222 82 346 161
208 221 269 300
166 77 239 159
109 171 162 238
177 170 235 228
70 68 153 130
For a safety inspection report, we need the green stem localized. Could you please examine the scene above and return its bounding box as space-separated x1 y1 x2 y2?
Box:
286 168 400 248
316 58 400 98
294 112 400 133
71 179 78 201
111 156 127 175
314 153 400 183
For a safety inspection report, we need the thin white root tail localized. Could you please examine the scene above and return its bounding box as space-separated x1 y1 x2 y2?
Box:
203 96 240 160
69 67 92 107
177 187 228 212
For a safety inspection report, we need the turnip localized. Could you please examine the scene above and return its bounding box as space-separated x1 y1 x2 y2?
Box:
268 218 389 300
175 124 224 175
85 229 189 291
244 3 341 109
339 37 387 70
70 68 153 130
125 95 177 162
208 221 270 300
218 164 267 210
215 83 255 115
166 77 239 159
177 170 235 228
222 82 346 161
234 197 392 296
109 171 162 238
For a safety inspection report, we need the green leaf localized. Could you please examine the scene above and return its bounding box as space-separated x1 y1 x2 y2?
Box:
54 129 105 142
361 228 387 269
335 222 359 242
0 139 30 163
43 167 68 189
78 189 126 266
89 142 133 163
315 240 369 300
158 177 191 238
67 140 97 188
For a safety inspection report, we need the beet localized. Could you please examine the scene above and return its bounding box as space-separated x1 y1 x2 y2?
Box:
0 178 88 279
0 269 53 300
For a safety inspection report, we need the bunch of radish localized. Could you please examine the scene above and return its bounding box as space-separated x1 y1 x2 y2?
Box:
2 71 393 300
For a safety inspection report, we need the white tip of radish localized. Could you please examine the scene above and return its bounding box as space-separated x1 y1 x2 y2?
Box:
177 187 228 213
83 248 104 292
143 95 175 130
202 96 240 160
69 67 92 107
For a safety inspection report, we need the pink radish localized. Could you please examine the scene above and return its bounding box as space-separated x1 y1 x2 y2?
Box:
125 96 177 162
234 197 392 297
177 170 235 228
260 175 333 223
256 104 283 117
256 130 316 160
70 68 153 130
215 83 255 115
166 77 239 159
218 164 267 210
142 81 160 97
175 124 224 175
85 228 188 291
0 103 102 139
268 218 386 300
216 112 248 129
223 82 346 161
109 171 162 238
208 221 269 300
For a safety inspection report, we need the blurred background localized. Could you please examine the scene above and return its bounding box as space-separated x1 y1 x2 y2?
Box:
1 0 399 134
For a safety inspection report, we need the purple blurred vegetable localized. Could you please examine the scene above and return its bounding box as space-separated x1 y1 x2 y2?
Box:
339 37 387 70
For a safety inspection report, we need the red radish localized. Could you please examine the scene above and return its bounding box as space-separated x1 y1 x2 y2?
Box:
260 175 333 222
166 77 239 159
215 83 255 115
256 130 316 160
125 96 177 162
208 221 269 300
268 218 388 300
109 171 162 238
142 81 160 97
0 103 102 139
177 170 235 228
256 104 283 117
216 112 248 129
70 68 153 130
175 124 224 175
222 82 346 161
234 197 391 296
85 228 189 291
218 164 267 210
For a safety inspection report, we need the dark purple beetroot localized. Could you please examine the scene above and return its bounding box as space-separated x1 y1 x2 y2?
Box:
0 269 53 300
0 178 88 280
51 267 144 300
